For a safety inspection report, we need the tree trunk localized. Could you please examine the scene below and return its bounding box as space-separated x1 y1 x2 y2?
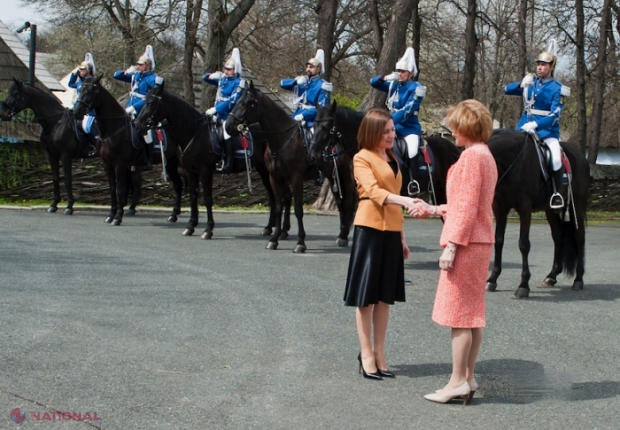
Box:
183 0 203 105
316 0 337 82
587 0 611 164
575 0 588 154
516 0 528 119
460 0 477 100
358 0 417 111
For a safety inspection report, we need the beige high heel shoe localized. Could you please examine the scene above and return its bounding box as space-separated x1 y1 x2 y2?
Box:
424 382 471 405
466 378 478 402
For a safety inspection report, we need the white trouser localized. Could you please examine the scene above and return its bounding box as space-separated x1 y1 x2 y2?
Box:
82 115 95 134
221 120 231 140
404 134 420 158
544 137 562 171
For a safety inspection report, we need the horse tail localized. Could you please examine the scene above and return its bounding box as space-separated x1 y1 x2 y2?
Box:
560 212 583 277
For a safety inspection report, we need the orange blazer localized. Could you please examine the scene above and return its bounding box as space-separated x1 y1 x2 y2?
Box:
440 143 497 247
353 148 404 232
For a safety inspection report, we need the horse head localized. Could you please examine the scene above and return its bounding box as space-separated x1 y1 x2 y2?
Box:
225 80 260 137
0 79 29 120
309 101 339 164
134 81 165 134
74 74 103 120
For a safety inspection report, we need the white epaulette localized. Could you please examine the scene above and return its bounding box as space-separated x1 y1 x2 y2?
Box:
237 78 247 91
561 85 571 97
415 85 427 98
322 81 333 92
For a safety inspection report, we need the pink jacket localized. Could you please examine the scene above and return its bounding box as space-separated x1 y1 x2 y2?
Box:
440 143 497 247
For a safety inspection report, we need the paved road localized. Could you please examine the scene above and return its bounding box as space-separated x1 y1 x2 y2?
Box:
1 208 619 429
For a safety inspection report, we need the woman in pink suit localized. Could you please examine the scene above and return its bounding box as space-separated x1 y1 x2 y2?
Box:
410 99 497 404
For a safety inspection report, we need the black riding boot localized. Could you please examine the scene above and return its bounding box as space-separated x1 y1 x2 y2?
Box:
143 142 154 171
407 156 421 196
550 167 568 209
221 137 235 174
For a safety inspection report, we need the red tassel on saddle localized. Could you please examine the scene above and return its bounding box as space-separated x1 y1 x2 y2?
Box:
421 145 431 164
241 133 249 149
155 129 164 143
561 152 571 174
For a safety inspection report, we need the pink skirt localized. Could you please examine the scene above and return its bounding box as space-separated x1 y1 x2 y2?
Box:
432 243 492 328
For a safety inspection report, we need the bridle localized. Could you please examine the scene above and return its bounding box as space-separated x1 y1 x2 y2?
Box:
227 89 258 133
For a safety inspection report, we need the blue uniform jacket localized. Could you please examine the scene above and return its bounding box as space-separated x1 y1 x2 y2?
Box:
113 70 158 115
68 72 95 116
370 76 424 137
504 77 564 140
203 73 245 122
280 75 331 127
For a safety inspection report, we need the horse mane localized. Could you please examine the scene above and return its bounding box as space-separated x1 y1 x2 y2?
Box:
22 82 64 110
335 105 365 125
162 89 203 130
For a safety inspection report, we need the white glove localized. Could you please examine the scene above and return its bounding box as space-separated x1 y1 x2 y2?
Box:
296 75 308 85
294 114 304 122
521 73 535 88
125 106 136 115
521 121 537 133
209 71 222 80
125 66 137 75
206 107 217 116
384 72 399 82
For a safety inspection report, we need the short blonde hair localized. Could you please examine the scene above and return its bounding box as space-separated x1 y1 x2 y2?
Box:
447 99 493 143
357 108 392 152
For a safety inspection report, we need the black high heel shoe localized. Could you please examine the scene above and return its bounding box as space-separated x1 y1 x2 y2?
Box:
377 368 395 378
357 353 382 380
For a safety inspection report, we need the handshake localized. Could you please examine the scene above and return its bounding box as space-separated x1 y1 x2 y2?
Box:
403 197 440 218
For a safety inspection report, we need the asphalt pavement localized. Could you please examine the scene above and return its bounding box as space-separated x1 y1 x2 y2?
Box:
1 208 619 429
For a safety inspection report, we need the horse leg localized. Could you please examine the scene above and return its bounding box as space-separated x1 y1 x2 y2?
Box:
486 208 509 292
542 210 563 287
182 172 199 236
126 169 142 216
199 167 215 240
280 182 292 240
61 154 75 215
104 164 117 223
334 167 355 247
256 162 274 236
514 210 533 298
46 152 61 213
572 207 586 291
166 157 183 223
291 175 307 253
266 175 285 250
112 165 127 226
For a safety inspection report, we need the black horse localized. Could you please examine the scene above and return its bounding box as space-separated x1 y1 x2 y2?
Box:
0 79 113 215
485 129 590 298
309 101 461 244
225 81 318 253
73 75 152 225
134 80 281 239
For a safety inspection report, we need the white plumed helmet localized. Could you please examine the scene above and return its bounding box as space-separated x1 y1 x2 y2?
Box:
395 47 418 76
224 48 243 75
79 52 96 74
536 38 559 69
137 45 156 70
306 49 325 74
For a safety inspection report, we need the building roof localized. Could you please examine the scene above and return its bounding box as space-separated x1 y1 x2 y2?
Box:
0 19 65 92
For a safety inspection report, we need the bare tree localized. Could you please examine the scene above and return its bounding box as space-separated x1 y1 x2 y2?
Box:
316 0 338 82
183 0 204 105
461 0 478 100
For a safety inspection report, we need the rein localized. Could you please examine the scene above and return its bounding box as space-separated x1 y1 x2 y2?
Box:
496 134 530 185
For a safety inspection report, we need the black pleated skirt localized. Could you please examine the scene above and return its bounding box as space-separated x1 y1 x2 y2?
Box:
343 226 406 307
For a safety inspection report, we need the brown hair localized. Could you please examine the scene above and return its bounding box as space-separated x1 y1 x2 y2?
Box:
357 108 393 152
446 99 493 143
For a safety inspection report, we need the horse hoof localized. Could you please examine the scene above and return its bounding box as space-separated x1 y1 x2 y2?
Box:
335 238 348 247
182 228 194 236
541 277 557 287
514 287 530 298
486 282 497 292
572 281 584 291
261 228 272 236
279 231 289 240
293 244 307 253
266 241 278 250
112 219 122 226
47 206 58 213
105 216 113 223
63 208 74 215
167 215 178 223
126 209 136 216
200 231 213 240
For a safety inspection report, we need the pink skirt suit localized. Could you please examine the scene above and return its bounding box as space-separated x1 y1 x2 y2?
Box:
432 143 498 328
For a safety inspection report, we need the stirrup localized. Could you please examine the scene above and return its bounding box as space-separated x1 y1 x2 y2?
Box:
550 192 564 210
407 180 421 196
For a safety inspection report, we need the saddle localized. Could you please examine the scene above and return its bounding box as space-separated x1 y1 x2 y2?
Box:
530 135 571 183
73 120 98 158
209 121 254 159
393 136 435 176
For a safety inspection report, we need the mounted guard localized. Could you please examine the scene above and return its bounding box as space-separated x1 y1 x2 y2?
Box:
370 47 427 195
68 53 99 156
203 48 248 174
113 45 160 170
504 38 571 210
